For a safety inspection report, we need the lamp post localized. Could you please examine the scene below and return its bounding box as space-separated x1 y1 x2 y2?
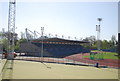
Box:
68 36 70 39
96 18 102 51
41 27 44 62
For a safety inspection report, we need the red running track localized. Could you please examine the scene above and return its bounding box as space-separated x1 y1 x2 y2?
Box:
65 53 119 68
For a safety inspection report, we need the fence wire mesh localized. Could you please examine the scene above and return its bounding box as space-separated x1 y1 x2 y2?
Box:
14 52 119 69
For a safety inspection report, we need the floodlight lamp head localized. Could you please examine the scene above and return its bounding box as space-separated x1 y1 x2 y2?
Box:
97 18 102 21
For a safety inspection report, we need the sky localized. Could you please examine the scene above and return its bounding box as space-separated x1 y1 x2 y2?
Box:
118 2 120 33
0 0 118 41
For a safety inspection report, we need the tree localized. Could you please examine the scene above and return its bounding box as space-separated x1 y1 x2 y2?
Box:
101 40 109 49
82 36 96 43
2 38 8 52
14 38 27 52
82 36 97 49
20 32 25 39
111 35 117 45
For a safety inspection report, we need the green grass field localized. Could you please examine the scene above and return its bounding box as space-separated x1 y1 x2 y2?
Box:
83 51 118 60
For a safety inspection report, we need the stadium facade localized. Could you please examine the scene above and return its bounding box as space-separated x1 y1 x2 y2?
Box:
20 38 90 58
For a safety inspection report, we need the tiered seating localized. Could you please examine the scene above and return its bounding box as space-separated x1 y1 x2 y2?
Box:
32 42 90 58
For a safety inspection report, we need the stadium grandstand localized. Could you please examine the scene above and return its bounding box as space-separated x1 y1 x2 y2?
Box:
19 28 90 58
20 37 90 58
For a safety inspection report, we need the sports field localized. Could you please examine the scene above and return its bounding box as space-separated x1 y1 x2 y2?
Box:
3 60 118 79
83 51 118 60
65 52 119 68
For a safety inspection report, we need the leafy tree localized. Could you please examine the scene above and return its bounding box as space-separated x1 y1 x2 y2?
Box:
82 36 97 49
2 38 8 52
14 38 27 52
101 40 109 49
111 35 116 45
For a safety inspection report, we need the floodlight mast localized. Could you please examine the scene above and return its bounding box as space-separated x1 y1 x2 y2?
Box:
96 18 102 51
8 0 16 60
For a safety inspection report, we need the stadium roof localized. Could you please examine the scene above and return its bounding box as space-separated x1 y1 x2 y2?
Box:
32 38 90 44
